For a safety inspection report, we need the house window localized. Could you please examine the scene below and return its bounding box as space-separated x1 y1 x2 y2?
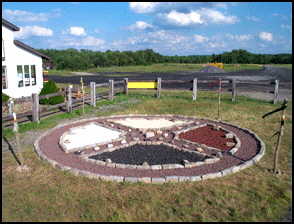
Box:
31 65 36 85
24 65 30 86
17 65 37 87
2 66 7 89
17 65 24 87
2 38 5 61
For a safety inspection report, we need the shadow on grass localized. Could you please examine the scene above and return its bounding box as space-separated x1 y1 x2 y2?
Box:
3 136 21 165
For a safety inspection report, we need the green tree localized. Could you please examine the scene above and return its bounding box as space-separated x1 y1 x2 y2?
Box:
39 80 64 105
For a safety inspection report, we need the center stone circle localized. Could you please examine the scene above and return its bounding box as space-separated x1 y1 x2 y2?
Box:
63 116 235 170
34 114 266 183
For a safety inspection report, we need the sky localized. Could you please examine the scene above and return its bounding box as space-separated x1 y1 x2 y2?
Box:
2 2 292 56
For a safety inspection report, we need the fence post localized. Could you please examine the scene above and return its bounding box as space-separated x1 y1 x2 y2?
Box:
273 79 279 104
124 78 128 95
231 78 236 102
66 85 72 113
32 93 39 123
109 79 114 101
90 82 96 107
8 100 14 116
157 77 161 98
193 78 197 101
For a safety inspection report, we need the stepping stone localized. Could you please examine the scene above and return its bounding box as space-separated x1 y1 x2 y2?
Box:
196 148 203 152
216 151 223 157
142 161 149 166
213 126 220 130
156 130 163 135
225 133 234 139
94 146 100 151
105 158 112 163
145 132 155 138
74 151 84 155
226 142 236 147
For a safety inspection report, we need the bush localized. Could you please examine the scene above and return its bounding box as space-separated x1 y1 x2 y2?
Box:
39 80 65 105
2 92 10 102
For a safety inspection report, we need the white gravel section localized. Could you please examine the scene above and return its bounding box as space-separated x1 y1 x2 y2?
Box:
62 123 121 150
112 118 186 129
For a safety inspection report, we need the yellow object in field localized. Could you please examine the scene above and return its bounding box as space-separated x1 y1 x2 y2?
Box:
128 82 157 89
208 62 224 69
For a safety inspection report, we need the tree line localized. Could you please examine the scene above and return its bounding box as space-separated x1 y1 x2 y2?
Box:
38 48 292 71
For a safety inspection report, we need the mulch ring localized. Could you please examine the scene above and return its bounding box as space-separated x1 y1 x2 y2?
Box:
34 114 265 182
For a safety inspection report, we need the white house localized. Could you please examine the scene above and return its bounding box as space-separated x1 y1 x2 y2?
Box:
2 18 50 98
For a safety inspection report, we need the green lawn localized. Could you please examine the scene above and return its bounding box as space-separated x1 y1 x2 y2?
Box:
2 90 292 222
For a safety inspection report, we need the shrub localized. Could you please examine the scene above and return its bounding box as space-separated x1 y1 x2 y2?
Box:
39 80 64 105
2 92 10 102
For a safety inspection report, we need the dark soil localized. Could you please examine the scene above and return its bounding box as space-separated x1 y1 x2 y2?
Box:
89 144 207 165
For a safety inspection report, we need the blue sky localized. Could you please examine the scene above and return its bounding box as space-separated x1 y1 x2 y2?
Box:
2 2 292 56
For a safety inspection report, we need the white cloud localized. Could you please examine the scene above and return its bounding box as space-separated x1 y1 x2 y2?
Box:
281 25 292 32
155 8 239 28
127 21 154 32
199 8 239 25
69 26 87 36
14 25 53 39
129 2 239 29
246 16 261 22
194 34 209 43
165 10 203 26
129 2 159 14
81 36 105 46
225 34 252 41
2 9 60 22
259 31 273 41
208 42 226 49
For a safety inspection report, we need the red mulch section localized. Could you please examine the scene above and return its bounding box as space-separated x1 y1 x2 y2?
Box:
178 125 235 151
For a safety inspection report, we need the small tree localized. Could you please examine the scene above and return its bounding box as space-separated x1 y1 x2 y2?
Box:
2 92 10 102
39 80 64 105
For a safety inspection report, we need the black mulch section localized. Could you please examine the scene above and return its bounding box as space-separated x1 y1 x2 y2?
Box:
89 144 208 165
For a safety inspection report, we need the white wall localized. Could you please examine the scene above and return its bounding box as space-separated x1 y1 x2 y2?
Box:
2 25 44 98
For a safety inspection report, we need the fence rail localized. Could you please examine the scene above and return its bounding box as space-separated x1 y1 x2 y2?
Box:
2 78 286 123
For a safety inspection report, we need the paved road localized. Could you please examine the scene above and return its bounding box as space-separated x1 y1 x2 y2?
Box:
46 65 292 85
45 65 292 101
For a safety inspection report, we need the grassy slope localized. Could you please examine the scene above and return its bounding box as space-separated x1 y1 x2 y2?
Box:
2 90 292 222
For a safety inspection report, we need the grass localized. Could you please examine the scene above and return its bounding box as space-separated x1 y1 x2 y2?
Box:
269 64 292 69
2 90 292 222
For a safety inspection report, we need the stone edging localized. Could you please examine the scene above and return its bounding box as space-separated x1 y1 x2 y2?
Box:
33 114 266 184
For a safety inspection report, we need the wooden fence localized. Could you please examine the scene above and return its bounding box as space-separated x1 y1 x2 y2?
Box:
125 78 282 103
2 78 285 123
2 79 125 123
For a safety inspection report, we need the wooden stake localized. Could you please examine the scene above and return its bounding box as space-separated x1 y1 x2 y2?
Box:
13 113 29 171
273 102 287 174
80 77 85 116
